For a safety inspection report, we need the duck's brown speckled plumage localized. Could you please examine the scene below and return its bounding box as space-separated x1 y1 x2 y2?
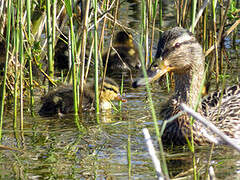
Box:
133 27 240 145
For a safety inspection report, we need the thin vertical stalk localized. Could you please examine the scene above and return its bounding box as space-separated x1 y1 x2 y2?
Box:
93 0 99 116
70 7 78 116
46 0 54 85
98 0 110 52
52 0 56 62
140 0 145 53
158 0 162 35
182 0 189 26
0 0 11 139
26 0 34 116
64 0 78 115
149 0 159 63
203 5 208 52
138 45 169 178
142 0 149 67
176 0 180 25
12 4 18 128
191 0 197 32
118 75 124 111
127 120 132 179
212 0 218 83
101 0 119 81
19 0 24 129
79 0 90 113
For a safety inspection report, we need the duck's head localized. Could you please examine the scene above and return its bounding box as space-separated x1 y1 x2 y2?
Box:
98 77 126 109
132 27 204 88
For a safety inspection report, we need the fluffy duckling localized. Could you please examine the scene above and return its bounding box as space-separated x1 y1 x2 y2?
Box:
54 34 69 72
38 77 125 117
102 31 141 74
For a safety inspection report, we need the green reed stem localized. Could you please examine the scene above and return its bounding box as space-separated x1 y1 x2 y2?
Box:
191 0 197 33
127 120 132 179
79 0 91 113
149 0 159 63
19 0 24 129
158 0 162 34
52 0 56 59
46 0 54 85
212 0 219 83
140 0 146 66
118 75 124 111
204 143 215 179
14 2 19 127
0 0 12 139
138 46 169 178
93 0 100 117
27 0 34 116
66 0 78 116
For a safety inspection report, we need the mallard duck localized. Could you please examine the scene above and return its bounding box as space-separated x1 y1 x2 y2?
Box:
102 31 141 74
133 27 240 145
39 77 125 117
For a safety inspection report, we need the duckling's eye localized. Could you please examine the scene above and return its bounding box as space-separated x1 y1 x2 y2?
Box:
175 42 181 48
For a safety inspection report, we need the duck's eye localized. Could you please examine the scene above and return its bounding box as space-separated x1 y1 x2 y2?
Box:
175 43 181 48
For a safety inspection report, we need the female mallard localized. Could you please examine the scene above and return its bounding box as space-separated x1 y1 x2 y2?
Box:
39 77 125 117
133 27 240 145
102 31 141 74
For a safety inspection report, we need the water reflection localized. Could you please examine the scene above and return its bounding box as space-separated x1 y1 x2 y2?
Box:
0 1 240 179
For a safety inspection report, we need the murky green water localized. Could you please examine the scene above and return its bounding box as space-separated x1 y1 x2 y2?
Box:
1 1 240 179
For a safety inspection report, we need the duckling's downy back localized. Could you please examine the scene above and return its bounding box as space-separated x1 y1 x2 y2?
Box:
102 31 141 75
38 77 123 117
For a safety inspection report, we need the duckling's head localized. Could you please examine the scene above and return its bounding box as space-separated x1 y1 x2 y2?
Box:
99 77 126 109
115 31 134 47
103 31 141 73
132 27 204 88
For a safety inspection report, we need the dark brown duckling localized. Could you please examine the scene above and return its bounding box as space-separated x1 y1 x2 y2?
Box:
54 34 69 72
39 77 126 117
102 31 141 75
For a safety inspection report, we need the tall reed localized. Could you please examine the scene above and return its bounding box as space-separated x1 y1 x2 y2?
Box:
46 0 54 85
26 0 34 116
138 44 169 178
0 0 11 139
79 0 91 113
65 0 79 116
93 0 100 117
19 0 24 129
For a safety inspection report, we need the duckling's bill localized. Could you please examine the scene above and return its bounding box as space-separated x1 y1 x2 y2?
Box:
132 60 172 88
115 94 127 102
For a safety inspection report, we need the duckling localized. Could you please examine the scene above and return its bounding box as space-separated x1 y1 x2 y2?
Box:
102 31 141 75
54 34 69 72
38 77 125 117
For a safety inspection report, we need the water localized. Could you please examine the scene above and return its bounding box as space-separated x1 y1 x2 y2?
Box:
1 1 240 179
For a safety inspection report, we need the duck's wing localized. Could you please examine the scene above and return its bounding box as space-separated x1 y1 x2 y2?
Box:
202 84 240 139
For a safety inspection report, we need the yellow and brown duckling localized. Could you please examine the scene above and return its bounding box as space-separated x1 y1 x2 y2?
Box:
102 31 141 75
133 27 240 145
39 77 126 117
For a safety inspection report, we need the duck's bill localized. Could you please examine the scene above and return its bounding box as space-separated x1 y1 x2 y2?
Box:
115 95 127 102
132 60 171 88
